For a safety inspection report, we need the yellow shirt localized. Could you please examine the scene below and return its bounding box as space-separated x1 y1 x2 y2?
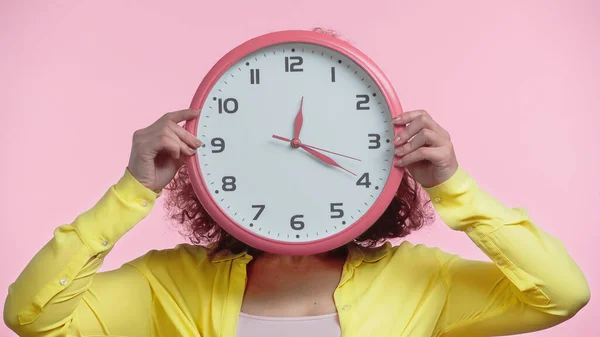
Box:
4 167 590 337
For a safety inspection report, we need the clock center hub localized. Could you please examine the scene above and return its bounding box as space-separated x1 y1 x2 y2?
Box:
290 138 302 148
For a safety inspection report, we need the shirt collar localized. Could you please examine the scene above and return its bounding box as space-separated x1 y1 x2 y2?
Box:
210 242 392 264
347 241 391 265
210 249 249 263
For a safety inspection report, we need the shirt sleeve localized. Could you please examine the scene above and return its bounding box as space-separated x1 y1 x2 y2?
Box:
424 167 590 337
3 169 159 337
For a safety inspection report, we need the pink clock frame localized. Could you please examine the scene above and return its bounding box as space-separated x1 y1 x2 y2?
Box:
185 30 405 255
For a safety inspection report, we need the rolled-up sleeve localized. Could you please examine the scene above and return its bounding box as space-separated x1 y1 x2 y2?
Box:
4 169 158 336
425 167 590 337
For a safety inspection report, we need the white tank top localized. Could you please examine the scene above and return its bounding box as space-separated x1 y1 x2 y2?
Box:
236 312 341 337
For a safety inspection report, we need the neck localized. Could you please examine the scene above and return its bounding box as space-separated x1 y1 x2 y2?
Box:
251 247 347 270
259 252 328 265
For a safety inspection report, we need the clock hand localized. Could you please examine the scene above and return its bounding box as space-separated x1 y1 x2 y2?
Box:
293 96 304 141
272 135 361 161
300 144 356 176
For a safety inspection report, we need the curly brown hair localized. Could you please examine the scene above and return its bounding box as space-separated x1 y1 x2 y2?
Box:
164 165 435 257
164 28 435 257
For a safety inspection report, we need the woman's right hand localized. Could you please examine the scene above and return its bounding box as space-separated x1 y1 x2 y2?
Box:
127 109 203 192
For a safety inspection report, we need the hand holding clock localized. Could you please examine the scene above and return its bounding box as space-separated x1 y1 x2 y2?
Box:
128 109 203 193
393 109 459 188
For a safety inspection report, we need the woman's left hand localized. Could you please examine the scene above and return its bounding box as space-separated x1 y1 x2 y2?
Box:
393 110 459 188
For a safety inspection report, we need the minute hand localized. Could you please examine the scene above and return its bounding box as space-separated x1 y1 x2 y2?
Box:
271 135 361 161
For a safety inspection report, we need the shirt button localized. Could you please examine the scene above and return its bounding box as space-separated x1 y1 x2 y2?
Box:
59 278 68 286
140 200 148 207
466 226 474 232
433 197 442 203
101 240 109 247
342 305 351 311
497 259 505 266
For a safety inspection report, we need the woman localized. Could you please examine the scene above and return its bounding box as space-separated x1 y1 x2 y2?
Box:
4 108 590 337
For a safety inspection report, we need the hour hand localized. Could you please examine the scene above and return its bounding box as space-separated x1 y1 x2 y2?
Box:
293 97 304 140
272 135 357 176
300 145 356 176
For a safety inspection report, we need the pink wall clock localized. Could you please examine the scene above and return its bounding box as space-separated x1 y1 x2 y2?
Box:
185 30 404 255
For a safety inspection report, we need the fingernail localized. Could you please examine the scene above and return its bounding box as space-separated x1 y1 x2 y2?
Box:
395 158 403 167
394 136 402 145
195 138 203 147
394 147 403 156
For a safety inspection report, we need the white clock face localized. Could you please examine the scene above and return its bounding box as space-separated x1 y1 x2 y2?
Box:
196 42 395 243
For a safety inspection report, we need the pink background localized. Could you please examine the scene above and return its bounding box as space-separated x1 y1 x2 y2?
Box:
1 1 598 336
